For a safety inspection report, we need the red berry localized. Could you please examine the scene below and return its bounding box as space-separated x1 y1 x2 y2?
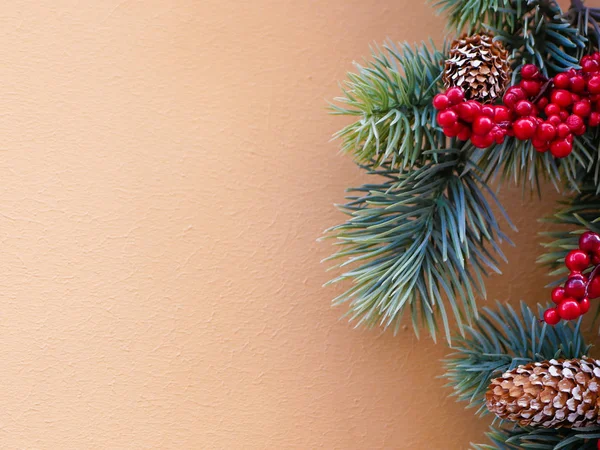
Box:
579 231 600 253
565 275 587 299
513 117 537 140
583 59 600 73
545 103 561 116
565 250 590 272
557 123 571 138
503 93 518 109
532 137 549 152
457 126 471 141
494 105 511 123
521 64 539 80
537 97 549 109
543 308 561 325
566 114 584 131
446 87 465 105
503 87 525 108
559 110 569 121
443 122 462 137
551 89 573 107
570 75 586 93
473 116 494 136
593 52 600 62
505 86 526 100
589 276 600 299
579 297 591 314
514 100 533 116
433 94 450 110
573 100 592 117
552 286 566 304
588 75 600 94
457 101 480 122
536 122 556 141
481 106 494 117
437 109 458 127
553 73 570 89
443 126 458 137
470 133 494 149
573 124 587 136
547 115 562 126
490 126 506 144
550 138 573 158
590 112 600 127
521 80 541 97
558 298 581 320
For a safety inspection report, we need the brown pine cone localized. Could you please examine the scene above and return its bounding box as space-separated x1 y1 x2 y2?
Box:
443 33 511 103
486 357 600 428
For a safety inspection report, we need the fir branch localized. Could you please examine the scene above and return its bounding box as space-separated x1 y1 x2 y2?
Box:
473 425 600 449
435 0 590 192
469 136 562 194
568 0 600 51
433 0 515 34
443 301 589 415
323 146 513 343
435 0 586 76
331 41 445 169
469 132 595 192
492 1 587 77
538 178 600 283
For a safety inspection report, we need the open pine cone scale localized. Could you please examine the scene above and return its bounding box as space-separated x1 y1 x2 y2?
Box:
443 33 511 103
486 357 600 428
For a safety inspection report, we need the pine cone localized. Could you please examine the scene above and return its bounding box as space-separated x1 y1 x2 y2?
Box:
486 357 600 428
443 33 511 103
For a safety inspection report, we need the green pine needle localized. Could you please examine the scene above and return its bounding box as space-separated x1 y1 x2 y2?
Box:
323 146 513 343
491 1 586 77
331 41 445 169
435 0 586 77
433 0 516 34
444 300 597 449
473 424 600 449
443 300 589 416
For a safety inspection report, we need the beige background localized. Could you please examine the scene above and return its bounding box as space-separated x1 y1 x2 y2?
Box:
0 0 583 448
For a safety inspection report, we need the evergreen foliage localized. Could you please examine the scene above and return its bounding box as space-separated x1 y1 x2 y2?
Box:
324 147 512 342
443 301 589 415
326 0 600 446
472 425 600 450
326 0 600 340
442 301 595 449
538 176 600 283
331 41 445 169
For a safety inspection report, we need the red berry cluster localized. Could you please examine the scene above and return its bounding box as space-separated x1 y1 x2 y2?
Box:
543 231 600 325
433 53 600 157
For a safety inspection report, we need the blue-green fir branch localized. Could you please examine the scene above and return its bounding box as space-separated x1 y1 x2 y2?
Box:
435 0 586 77
492 1 586 77
472 425 600 449
469 131 597 193
537 179 600 282
433 0 518 34
323 146 513 343
443 301 589 415
331 41 445 169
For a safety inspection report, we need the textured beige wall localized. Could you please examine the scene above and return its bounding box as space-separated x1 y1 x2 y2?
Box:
0 0 570 448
